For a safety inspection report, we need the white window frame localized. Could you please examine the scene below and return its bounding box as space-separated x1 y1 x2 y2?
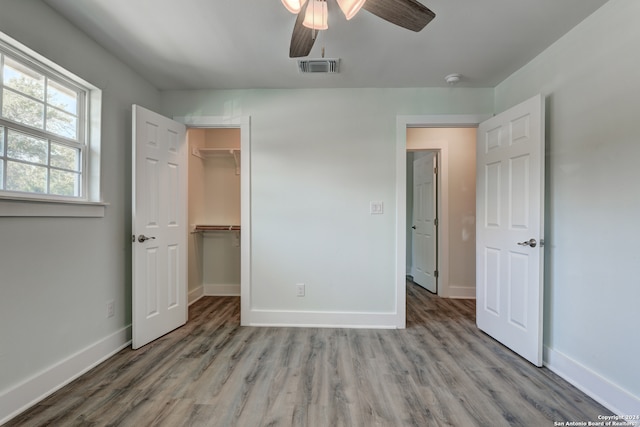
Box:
0 31 104 217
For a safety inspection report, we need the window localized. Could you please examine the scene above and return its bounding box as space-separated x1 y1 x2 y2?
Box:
0 32 103 216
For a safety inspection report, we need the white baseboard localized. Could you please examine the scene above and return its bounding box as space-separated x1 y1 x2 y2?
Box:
0 326 131 425
204 283 240 296
447 285 476 299
247 309 401 329
188 285 204 305
544 346 640 415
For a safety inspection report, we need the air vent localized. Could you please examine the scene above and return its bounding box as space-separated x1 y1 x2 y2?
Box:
297 58 340 73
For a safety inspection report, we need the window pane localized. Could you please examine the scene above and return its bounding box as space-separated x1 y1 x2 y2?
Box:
6 161 47 193
2 89 45 129
0 127 4 156
7 130 48 164
51 143 79 171
3 57 45 100
0 160 4 189
46 108 78 140
47 80 78 115
50 169 79 196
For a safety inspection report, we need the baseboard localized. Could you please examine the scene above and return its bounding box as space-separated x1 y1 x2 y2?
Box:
544 346 640 415
0 326 131 425
188 285 204 305
204 283 240 296
247 309 401 329
447 285 476 299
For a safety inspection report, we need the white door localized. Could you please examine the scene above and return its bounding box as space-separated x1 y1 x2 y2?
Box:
132 105 188 349
476 94 545 366
411 152 437 293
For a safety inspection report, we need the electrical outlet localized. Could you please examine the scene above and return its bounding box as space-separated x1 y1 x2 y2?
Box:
296 283 305 297
106 300 115 318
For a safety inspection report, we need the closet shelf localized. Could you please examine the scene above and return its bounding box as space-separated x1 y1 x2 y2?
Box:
191 147 240 175
192 224 241 234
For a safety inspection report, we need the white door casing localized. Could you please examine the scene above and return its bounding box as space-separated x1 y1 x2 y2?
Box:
476 94 545 366
411 152 437 293
132 105 188 349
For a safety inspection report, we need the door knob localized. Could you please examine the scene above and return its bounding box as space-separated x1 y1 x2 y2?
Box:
412 225 417 229
138 234 156 243
517 238 537 248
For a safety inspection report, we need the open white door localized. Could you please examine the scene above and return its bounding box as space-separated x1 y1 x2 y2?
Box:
476 94 545 366
132 105 187 349
411 152 437 293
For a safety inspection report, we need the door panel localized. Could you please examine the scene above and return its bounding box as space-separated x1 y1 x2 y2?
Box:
510 155 530 228
476 94 544 366
484 247 501 315
145 247 159 317
508 251 529 328
133 105 187 349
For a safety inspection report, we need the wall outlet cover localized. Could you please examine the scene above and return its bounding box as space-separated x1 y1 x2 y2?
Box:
106 300 115 318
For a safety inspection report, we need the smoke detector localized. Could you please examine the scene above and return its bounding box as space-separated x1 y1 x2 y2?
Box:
445 73 462 85
298 58 340 73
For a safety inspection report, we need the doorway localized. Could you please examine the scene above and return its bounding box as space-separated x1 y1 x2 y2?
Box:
405 127 477 298
394 115 489 326
176 115 251 326
187 128 241 302
396 104 545 363
132 110 251 349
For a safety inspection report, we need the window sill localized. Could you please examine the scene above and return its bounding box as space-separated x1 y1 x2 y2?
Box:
0 196 107 217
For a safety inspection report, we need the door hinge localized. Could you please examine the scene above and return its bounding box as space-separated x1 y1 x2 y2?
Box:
434 270 439 278
434 166 438 175
132 234 135 243
434 218 438 227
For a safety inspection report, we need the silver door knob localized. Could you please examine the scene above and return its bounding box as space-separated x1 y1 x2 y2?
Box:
517 238 537 248
138 234 156 243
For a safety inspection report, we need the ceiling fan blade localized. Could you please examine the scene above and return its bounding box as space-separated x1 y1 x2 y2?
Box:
362 0 436 32
289 3 316 58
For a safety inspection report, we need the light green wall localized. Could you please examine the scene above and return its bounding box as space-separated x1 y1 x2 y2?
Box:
161 88 493 313
495 0 640 401
0 0 160 395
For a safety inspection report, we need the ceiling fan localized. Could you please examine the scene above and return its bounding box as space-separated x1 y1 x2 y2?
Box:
282 0 436 58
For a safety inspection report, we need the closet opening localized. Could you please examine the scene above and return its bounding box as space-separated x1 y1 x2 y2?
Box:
187 127 242 303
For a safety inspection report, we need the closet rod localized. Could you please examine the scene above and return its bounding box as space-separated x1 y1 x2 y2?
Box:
192 225 241 233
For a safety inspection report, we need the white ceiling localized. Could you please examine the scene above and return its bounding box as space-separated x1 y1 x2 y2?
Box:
43 0 608 90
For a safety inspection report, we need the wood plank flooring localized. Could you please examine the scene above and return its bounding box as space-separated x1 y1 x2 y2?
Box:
6 282 610 426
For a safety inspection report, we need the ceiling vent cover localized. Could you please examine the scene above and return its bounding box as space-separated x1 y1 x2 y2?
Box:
298 58 340 73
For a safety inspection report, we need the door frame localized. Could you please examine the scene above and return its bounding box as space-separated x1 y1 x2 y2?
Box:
174 115 251 326
395 115 490 327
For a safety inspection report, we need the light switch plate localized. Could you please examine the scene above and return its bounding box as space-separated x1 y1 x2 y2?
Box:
370 201 384 215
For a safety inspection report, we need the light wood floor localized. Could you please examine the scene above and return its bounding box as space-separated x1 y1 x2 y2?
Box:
6 282 609 427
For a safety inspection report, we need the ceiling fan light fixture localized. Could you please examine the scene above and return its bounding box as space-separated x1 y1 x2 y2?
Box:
337 0 366 20
302 0 329 30
281 0 307 14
